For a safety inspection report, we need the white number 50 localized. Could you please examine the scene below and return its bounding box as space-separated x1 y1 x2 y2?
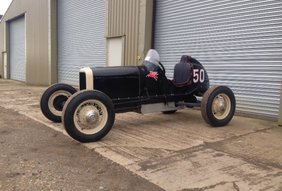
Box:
193 69 205 83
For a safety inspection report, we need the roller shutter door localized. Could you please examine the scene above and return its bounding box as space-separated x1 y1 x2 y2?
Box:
57 0 106 85
9 16 26 82
154 0 282 119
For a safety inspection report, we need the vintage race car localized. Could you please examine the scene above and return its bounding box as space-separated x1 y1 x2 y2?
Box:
40 49 236 142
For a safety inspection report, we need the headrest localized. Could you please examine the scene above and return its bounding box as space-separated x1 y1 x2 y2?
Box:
180 55 190 64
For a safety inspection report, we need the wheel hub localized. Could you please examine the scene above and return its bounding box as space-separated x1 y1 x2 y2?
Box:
218 100 226 112
74 99 108 135
85 110 99 125
212 94 231 120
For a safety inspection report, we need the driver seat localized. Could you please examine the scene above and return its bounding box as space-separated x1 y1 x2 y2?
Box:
173 55 193 87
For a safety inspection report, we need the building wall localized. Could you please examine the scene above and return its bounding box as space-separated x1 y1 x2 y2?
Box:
0 24 3 78
0 0 153 83
107 0 153 66
0 0 54 85
154 0 282 122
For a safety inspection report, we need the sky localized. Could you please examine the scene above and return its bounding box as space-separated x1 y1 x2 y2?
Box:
0 0 13 15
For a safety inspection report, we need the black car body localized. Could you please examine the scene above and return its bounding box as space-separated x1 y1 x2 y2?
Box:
79 50 209 113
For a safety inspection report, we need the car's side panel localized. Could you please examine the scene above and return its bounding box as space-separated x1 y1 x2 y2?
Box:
190 58 210 96
92 67 140 99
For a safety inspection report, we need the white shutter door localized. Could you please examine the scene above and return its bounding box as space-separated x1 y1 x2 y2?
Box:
9 16 26 82
57 0 106 85
154 0 282 119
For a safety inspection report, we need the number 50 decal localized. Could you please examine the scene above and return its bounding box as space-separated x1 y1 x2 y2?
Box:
193 69 205 83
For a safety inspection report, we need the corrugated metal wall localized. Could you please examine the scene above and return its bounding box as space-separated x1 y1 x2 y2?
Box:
154 0 282 119
9 16 26 81
107 0 140 66
57 0 106 85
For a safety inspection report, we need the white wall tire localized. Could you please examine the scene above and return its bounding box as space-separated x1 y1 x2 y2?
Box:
201 86 236 127
40 83 77 122
62 90 115 142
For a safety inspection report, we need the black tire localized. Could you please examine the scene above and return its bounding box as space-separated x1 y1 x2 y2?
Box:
201 86 236 127
40 83 77 123
162 110 177 114
62 90 115 143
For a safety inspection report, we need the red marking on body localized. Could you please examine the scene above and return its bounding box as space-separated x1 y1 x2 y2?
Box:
146 71 159 81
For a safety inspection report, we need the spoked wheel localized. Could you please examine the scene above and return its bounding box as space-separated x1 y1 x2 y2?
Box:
201 86 236 127
40 83 77 122
62 90 115 143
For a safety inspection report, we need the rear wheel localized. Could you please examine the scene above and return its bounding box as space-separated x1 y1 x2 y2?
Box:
40 83 77 122
201 86 236 127
62 90 115 142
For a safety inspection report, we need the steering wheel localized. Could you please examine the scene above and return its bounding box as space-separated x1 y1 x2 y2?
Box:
158 62 166 74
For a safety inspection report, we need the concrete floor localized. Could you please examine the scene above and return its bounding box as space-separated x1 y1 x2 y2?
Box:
0 106 164 191
0 79 282 191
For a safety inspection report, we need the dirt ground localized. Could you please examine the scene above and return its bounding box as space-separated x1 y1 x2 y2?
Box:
0 107 163 191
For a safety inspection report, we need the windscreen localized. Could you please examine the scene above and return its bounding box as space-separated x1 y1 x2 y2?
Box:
144 49 160 66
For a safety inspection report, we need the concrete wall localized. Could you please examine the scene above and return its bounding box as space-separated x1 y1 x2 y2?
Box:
0 0 54 85
107 0 153 66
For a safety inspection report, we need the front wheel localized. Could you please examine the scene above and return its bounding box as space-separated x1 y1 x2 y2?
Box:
62 90 115 142
40 83 77 122
201 86 236 127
